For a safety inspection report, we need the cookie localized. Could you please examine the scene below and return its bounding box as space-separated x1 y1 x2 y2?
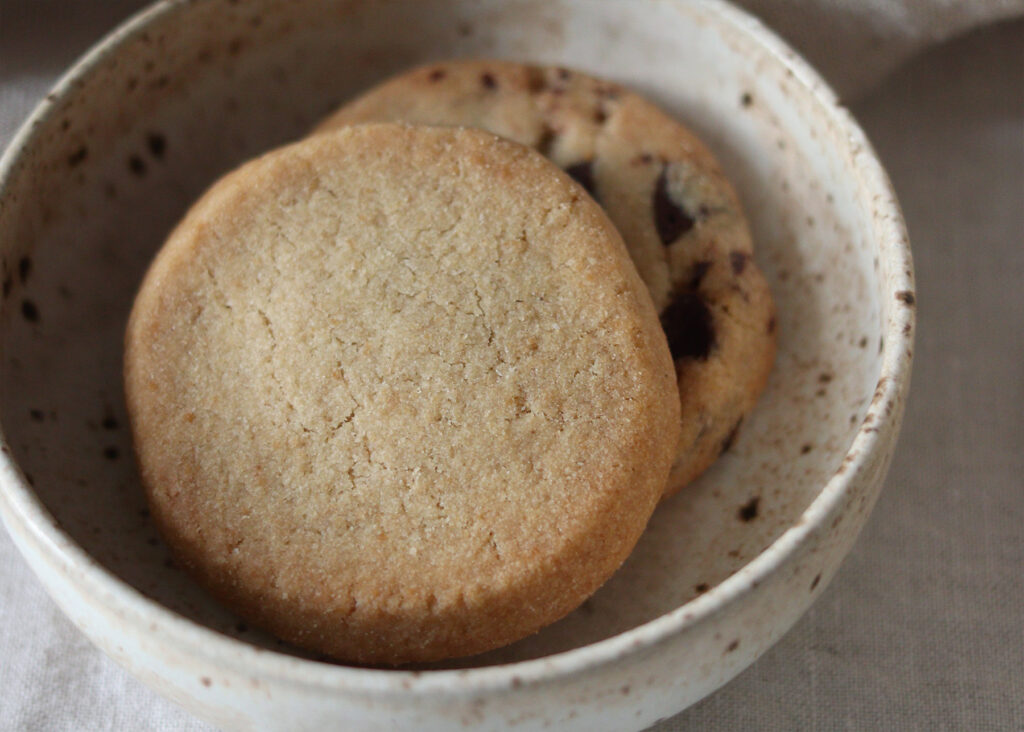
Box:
124 123 680 665
314 60 776 494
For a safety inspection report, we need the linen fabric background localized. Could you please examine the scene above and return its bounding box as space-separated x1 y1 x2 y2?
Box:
1 1 1022 729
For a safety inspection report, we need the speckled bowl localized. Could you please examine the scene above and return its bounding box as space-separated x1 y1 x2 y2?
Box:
0 0 914 729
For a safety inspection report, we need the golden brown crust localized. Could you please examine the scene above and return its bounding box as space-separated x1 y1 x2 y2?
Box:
314 61 776 495
125 124 679 664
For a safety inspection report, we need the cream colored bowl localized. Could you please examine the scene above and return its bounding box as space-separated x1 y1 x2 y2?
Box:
0 0 913 729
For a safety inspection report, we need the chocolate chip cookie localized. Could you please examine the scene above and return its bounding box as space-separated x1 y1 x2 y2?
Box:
314 60 776 494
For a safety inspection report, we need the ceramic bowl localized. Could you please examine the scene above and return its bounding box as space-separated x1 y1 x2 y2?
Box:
0 0 914 729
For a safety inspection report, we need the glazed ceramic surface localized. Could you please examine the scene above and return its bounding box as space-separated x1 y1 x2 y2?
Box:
0 0 913 729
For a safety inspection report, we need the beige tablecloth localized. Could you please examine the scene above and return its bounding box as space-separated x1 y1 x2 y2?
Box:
1 2 1022 729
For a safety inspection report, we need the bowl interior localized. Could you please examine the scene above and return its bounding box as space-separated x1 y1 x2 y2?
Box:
0 0 884 667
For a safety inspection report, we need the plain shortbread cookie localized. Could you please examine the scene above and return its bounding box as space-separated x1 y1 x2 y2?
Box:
314 60 776 494
125 123 680 665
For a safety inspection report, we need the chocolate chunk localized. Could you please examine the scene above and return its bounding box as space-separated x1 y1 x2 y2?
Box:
564 161 598 200
729 251 748 275
18 256 31 283
103 446 120 460
653 168 695 245
660 292 715 361
688 260 711 290
427 68 446 82
480 72 497 90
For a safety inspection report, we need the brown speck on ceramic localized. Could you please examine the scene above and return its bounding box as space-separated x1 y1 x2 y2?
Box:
201 677 212 687
738 497 760 522
67 146 88 168
17 257 31 283
428 68 446 82
810 573 822 591
480 72 497 90
620 685 631 695
128 155 147 176
801 444 812 454
740 92 753 107
695 583 710 594
896 290 915 306
20 299 39 323
725 640 739 653
147 133 167 159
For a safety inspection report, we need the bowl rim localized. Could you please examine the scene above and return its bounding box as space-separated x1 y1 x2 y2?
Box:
0 0 914 696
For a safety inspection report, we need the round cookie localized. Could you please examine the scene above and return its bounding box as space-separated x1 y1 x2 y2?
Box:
125 123 680 665
314 60 776 494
